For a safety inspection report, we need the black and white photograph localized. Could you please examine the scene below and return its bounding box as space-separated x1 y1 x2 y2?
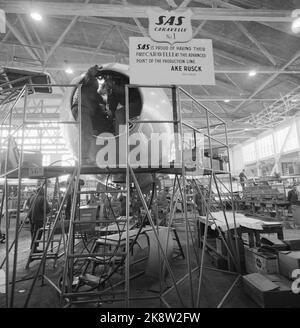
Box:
0 0 300 315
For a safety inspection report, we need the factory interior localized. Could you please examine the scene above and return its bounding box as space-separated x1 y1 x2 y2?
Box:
1 0 300 310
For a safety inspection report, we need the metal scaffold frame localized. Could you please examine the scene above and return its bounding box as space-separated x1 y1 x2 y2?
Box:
0 83 80 308
0 82 241 308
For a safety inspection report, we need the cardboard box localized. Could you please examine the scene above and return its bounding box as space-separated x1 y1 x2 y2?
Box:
279 251 300 279
283 239 300 251
245 247 279 274
261 237 290 252
243 273 300 308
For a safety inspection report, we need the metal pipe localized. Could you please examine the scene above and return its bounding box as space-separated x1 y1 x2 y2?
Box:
61 84 83 301
212 173 238 266
3 85 17 308
0 183 45 269
129 166 185 307
160 296 172 308
66 252 127 258
202 266 238 275
0 168 19 179
68 295 160 304
24 169 76 307
178 87 226 124
224 123 241 272
125 84 130 308
182 122 228 148
9 85 28 307
0 85 26 127
162 266 199 298
26 83 79 88
132 120 180 124
193 183 239 269
217 275 241 308
195 174 212 308
176 176 199 265
23 121 80 125
41 178 48 285
178 86 195 307
161 176 180 278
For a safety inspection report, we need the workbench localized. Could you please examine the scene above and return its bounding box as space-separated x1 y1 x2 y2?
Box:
236 199 290 219
196 211 284 261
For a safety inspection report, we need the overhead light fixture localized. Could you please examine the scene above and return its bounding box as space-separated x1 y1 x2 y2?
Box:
30 12 42 21
292 17 300 33
248 70 257 77
291 9 300 33
224 99 230 103
65 67 73 74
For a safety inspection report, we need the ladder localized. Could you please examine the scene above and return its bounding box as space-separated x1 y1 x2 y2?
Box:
0 190 6 243
58 173 133 306
25 177 64 269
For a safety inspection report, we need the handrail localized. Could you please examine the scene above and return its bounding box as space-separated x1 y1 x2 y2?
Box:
178 86 227 125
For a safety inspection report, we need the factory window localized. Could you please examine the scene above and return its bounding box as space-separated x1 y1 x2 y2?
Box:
42 154 51 166
257 134 274 159
242 142 256 163
282 122 299 153
275 126 289 153
274 123 299 154
282 162 294 175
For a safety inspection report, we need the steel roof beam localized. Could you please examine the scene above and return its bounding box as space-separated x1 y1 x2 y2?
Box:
0 2 296 22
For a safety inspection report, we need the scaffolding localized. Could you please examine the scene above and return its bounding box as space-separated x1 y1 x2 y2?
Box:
0 83 80 308
0 82 241 308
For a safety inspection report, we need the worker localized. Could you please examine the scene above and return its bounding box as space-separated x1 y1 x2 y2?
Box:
28 186 50 253
99 73 141 135
24 192 35 210
118 194 127 216
288 185 299 206
195 189 205 216
287 185 299 227
71 65 110 164
239 169 247 189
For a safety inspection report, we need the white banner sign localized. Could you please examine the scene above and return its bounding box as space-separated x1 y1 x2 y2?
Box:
147 8 192 44
129 37 215 85
0 9 5 33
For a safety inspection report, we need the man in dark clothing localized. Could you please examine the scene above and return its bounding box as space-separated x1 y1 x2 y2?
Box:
71 65 111 164
239 169 247 189
288 186 298 205
26 192 35 210
99 74 141 135
29 187 50 253
288 186 299 224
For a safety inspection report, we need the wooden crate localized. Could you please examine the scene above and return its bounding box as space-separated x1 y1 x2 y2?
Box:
243 273 300 308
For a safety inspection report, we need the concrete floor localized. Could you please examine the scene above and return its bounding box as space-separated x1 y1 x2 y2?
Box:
0 217 299 308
